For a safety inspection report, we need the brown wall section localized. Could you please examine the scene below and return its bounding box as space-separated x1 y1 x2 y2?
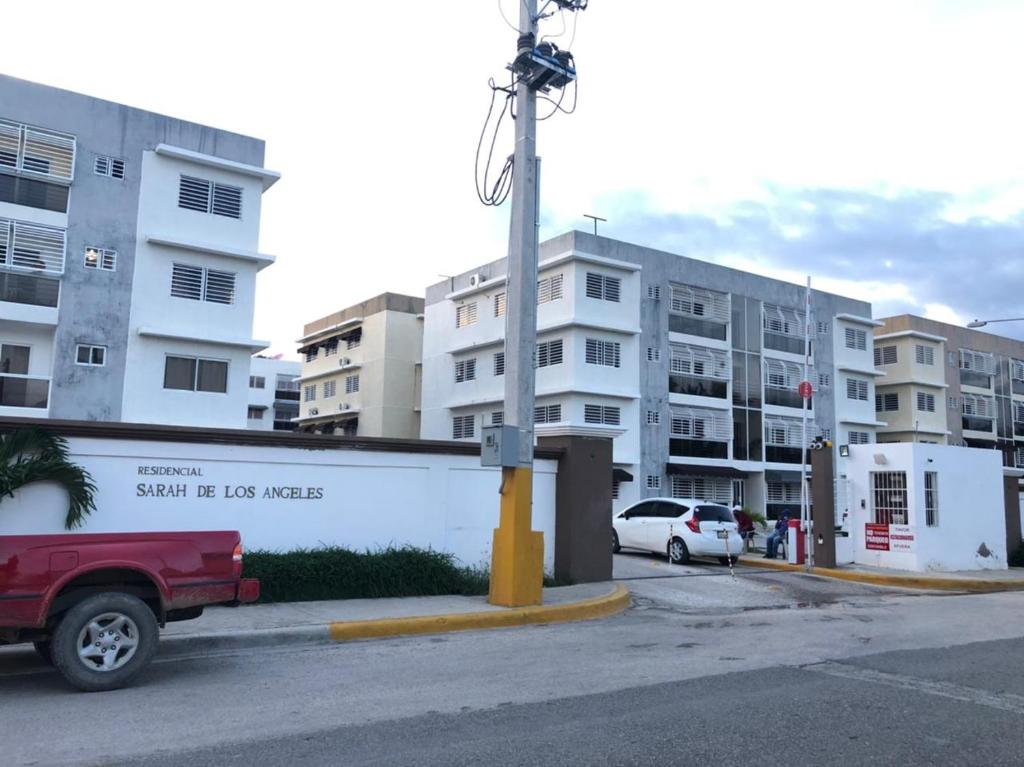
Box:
303 293 424 337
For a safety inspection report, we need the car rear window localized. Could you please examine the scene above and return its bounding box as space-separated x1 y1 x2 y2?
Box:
694 505 736 523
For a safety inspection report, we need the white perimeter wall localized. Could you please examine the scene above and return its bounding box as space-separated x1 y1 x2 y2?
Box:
846 442 1007 571
0 437 558 571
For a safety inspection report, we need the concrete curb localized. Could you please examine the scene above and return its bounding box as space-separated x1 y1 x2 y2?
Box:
738 558 1024 592
328 583 631 642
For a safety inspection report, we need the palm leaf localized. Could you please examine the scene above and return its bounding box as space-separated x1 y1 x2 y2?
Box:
0 427 97 530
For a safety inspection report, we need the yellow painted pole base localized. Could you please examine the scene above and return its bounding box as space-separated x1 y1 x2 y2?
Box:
489 466 544 607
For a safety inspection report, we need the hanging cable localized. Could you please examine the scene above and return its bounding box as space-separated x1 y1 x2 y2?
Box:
475 77 516 207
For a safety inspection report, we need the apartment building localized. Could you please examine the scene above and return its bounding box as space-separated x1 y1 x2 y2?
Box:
296 293 423 437
421 231 882 519
0 75 278 428
247 356 301 431
875 315 1024 471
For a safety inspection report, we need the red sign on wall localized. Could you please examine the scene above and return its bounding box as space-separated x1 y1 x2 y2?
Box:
865 523 890 551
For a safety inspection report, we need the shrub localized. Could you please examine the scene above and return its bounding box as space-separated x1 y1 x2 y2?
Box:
241 546 491 603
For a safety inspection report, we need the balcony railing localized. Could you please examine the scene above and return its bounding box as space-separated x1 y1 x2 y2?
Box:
0 119 76 184
0 270 59 308
0 218 66 276
0 374 49 408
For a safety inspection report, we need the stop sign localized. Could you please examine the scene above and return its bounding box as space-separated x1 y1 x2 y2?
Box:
798 380 813 399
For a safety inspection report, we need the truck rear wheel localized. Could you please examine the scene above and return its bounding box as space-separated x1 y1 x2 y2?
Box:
51 592 159 692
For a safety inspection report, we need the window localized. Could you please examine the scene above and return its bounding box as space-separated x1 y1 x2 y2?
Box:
611 479 620 500
915 345 935 365
1 344 30 375
163 356 228 393
647 347 661 362
647 410 661 425
345 374 360 394
817 321 830 335
494 352 505 376
491 411 504 426
170 263 236 304
304 348 318 363
454 358 477 383
646 475 661 490
0 218 67 275
848 431 871 445
584 404 620 425
871 471 908 525
762 304 807 354
537 273 564 304
94 156 125 179
323 379 337 398
178 175 243 219
925 472 938 527
452 414 475 439
455 302 478 328
534 404 562 424
671 406 731 442
846 378 869 401
249 375 266 389
75 344 106 366
672 476 732 504
1012 359 1024 382
585 339 621 368
323 339 338 357
817 372 832 390
647 285 661 300
346 330 362 350
84 246 116 271
669 283 730 339
247 406 264 420
874 345 898 365
916 392 936 412
585 272 621 302
844 327 867 350
304 384 316 402
959 348 995 388
948 396 958 410
0 119 75 182
535 339 563 368
876 392 899 412
494 292 506 317
764 357 812 408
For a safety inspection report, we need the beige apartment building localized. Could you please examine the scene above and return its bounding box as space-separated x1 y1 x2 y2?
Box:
295 293 424 438
874 315 1024 472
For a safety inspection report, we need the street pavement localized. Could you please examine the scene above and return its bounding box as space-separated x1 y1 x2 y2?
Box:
4 554 1024 766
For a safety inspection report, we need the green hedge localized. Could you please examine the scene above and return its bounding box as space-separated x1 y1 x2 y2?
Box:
242 546 491 603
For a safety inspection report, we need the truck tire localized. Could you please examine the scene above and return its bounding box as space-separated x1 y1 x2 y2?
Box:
51 592 159 692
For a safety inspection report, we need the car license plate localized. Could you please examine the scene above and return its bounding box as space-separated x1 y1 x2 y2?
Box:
717 530 729 539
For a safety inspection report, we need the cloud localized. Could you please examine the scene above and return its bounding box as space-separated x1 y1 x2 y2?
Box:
571 186 1024 339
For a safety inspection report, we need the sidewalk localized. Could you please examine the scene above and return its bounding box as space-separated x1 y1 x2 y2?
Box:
741 557 1024 591
159 581 629 656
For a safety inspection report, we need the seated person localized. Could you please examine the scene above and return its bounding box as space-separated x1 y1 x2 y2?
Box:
764 512 790 559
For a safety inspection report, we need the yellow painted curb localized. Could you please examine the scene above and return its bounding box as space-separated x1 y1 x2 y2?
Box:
328 584 631 642
738 558 1024 592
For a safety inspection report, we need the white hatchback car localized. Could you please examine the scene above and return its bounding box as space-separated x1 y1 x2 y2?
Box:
612 498 743 565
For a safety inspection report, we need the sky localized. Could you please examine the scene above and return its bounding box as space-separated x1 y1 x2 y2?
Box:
3 0 1023 355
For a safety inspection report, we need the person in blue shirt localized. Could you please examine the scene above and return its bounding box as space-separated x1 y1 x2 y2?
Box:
764 512 790 559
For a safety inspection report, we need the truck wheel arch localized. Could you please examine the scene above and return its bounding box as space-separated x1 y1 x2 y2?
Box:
46 567 167 627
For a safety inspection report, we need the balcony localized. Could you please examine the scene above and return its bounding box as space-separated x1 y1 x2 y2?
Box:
0 119 76 184
0 374 49 409
0 270 59 308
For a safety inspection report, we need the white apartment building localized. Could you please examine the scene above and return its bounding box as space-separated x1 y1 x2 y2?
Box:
0 74 278 428
247 356 301 431
296 293 423 438
421 231 884 522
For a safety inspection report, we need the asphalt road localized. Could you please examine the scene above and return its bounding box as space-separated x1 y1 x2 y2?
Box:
4 556 1024 767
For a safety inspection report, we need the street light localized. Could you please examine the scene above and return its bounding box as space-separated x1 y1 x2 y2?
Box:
967 317 1024 329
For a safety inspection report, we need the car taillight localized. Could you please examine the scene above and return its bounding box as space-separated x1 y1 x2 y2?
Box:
685 517 700 534
233 543 244 563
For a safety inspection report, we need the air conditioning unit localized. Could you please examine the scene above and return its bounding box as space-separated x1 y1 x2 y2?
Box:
339 403 351 411
339 357 351 367
468 273 486 288
309 408 319 416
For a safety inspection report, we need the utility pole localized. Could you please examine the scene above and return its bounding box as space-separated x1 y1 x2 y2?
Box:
489 0 544 607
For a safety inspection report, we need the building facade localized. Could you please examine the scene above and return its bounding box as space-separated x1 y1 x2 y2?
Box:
421 231 881 519
875 315 1024 472
247 356 301 431
296 293 423 437
0 75 278 428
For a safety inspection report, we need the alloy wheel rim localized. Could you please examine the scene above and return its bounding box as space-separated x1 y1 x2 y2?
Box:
75 612 140 673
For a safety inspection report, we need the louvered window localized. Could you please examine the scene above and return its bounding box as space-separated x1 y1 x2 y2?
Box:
817 372 832 390
646 475 661 490
455 302 478 328
874 345 898 366
491 411 504 426
915 345 935 365
304 384 316 401
844 327 867 350
584 404 620 426
766 480 802 504
304 348 318 363
764 358 806 390
323 379 337 398
762 304 805 338
585 272 621 302
670 344 730 379
672 476 732 503
323 339 338 357
846 378 869 401
647 410 661 425
585 338 621 368
647 285 661 300
670 406 731 442
454 358 477 383
533 404 562 424
1013 402 1024 424
94 155 125 179
961 393 994 418
84 246 116 271
876 392 899 412
0 218 67 275
848 431 871 445
535 339 563 368
1016 448 1024 469
345 375 359 394
537 273 564 304
0 119 76 182
1011 360 1024 382
647 347 661 362
916 392 935 412
959 348 995 374
178 175 243 218
494 352 505 376
452 415 475 439
494 292 506 317
170 264 235 304
670 284 730 322
764 415 817 448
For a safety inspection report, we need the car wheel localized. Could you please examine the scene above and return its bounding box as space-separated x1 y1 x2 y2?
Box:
668 537 690 565
718 556 738 566
33 641 53 665
51 592 159 693
612 530 621 554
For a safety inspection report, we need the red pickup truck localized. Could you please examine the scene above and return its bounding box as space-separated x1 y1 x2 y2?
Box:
0 530 259 692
